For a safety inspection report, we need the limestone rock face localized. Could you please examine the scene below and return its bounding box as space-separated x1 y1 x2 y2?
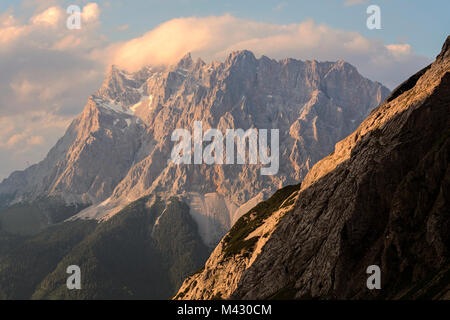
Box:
0 98 145 205
0 51 389 246
175 37 450 299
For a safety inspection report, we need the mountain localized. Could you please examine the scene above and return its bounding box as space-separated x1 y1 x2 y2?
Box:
0 50 389 299
0 51 388 247
174 36 450 300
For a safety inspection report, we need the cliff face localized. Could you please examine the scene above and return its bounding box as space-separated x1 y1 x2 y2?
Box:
175 36 450 300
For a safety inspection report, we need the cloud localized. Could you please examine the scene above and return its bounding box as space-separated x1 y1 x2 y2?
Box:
82 3 100 23
6 133 44 148
104 15 430 89
0 2 105 114
0 111 72 180
386 43 412 57
0 3 106 180
0 111 68 149
30 6 63 26
27 135 45 146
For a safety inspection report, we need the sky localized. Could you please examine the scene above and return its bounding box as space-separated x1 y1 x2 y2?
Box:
0 0 449 180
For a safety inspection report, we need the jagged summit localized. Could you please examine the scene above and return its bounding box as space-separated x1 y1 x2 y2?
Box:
0 50 389 245
175 52 194 69
225 50 257 64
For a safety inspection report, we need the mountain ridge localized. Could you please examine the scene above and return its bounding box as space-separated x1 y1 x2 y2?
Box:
0 50 389 246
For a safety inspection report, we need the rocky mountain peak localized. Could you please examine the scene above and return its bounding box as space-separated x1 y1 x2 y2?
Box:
175 52 194 70
0 49 389 247
72 51 388 245
225 50 258 67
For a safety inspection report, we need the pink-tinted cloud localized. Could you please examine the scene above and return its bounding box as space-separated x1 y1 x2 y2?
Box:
0 3 105 180
102 15 430 89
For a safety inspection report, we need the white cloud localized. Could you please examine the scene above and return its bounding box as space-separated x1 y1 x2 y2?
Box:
30 6 63 26
0 3 106 180
82 3 100 23
10 79 37 97
0 11 17 28
6 133 44 148
386 43 412 57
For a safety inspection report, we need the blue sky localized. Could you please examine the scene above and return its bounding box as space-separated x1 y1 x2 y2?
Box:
0 0 448 180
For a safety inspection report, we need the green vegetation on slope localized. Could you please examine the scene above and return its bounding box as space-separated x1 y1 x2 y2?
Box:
0 195 210 300
153 198 211 292
31 196 210 300
222 184 300 258
0 197 89 235
0 220 97 299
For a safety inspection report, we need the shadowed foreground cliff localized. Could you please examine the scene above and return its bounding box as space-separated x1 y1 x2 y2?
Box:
175 36 450 300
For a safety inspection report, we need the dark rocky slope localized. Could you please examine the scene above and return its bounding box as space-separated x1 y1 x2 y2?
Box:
175 36 450 300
